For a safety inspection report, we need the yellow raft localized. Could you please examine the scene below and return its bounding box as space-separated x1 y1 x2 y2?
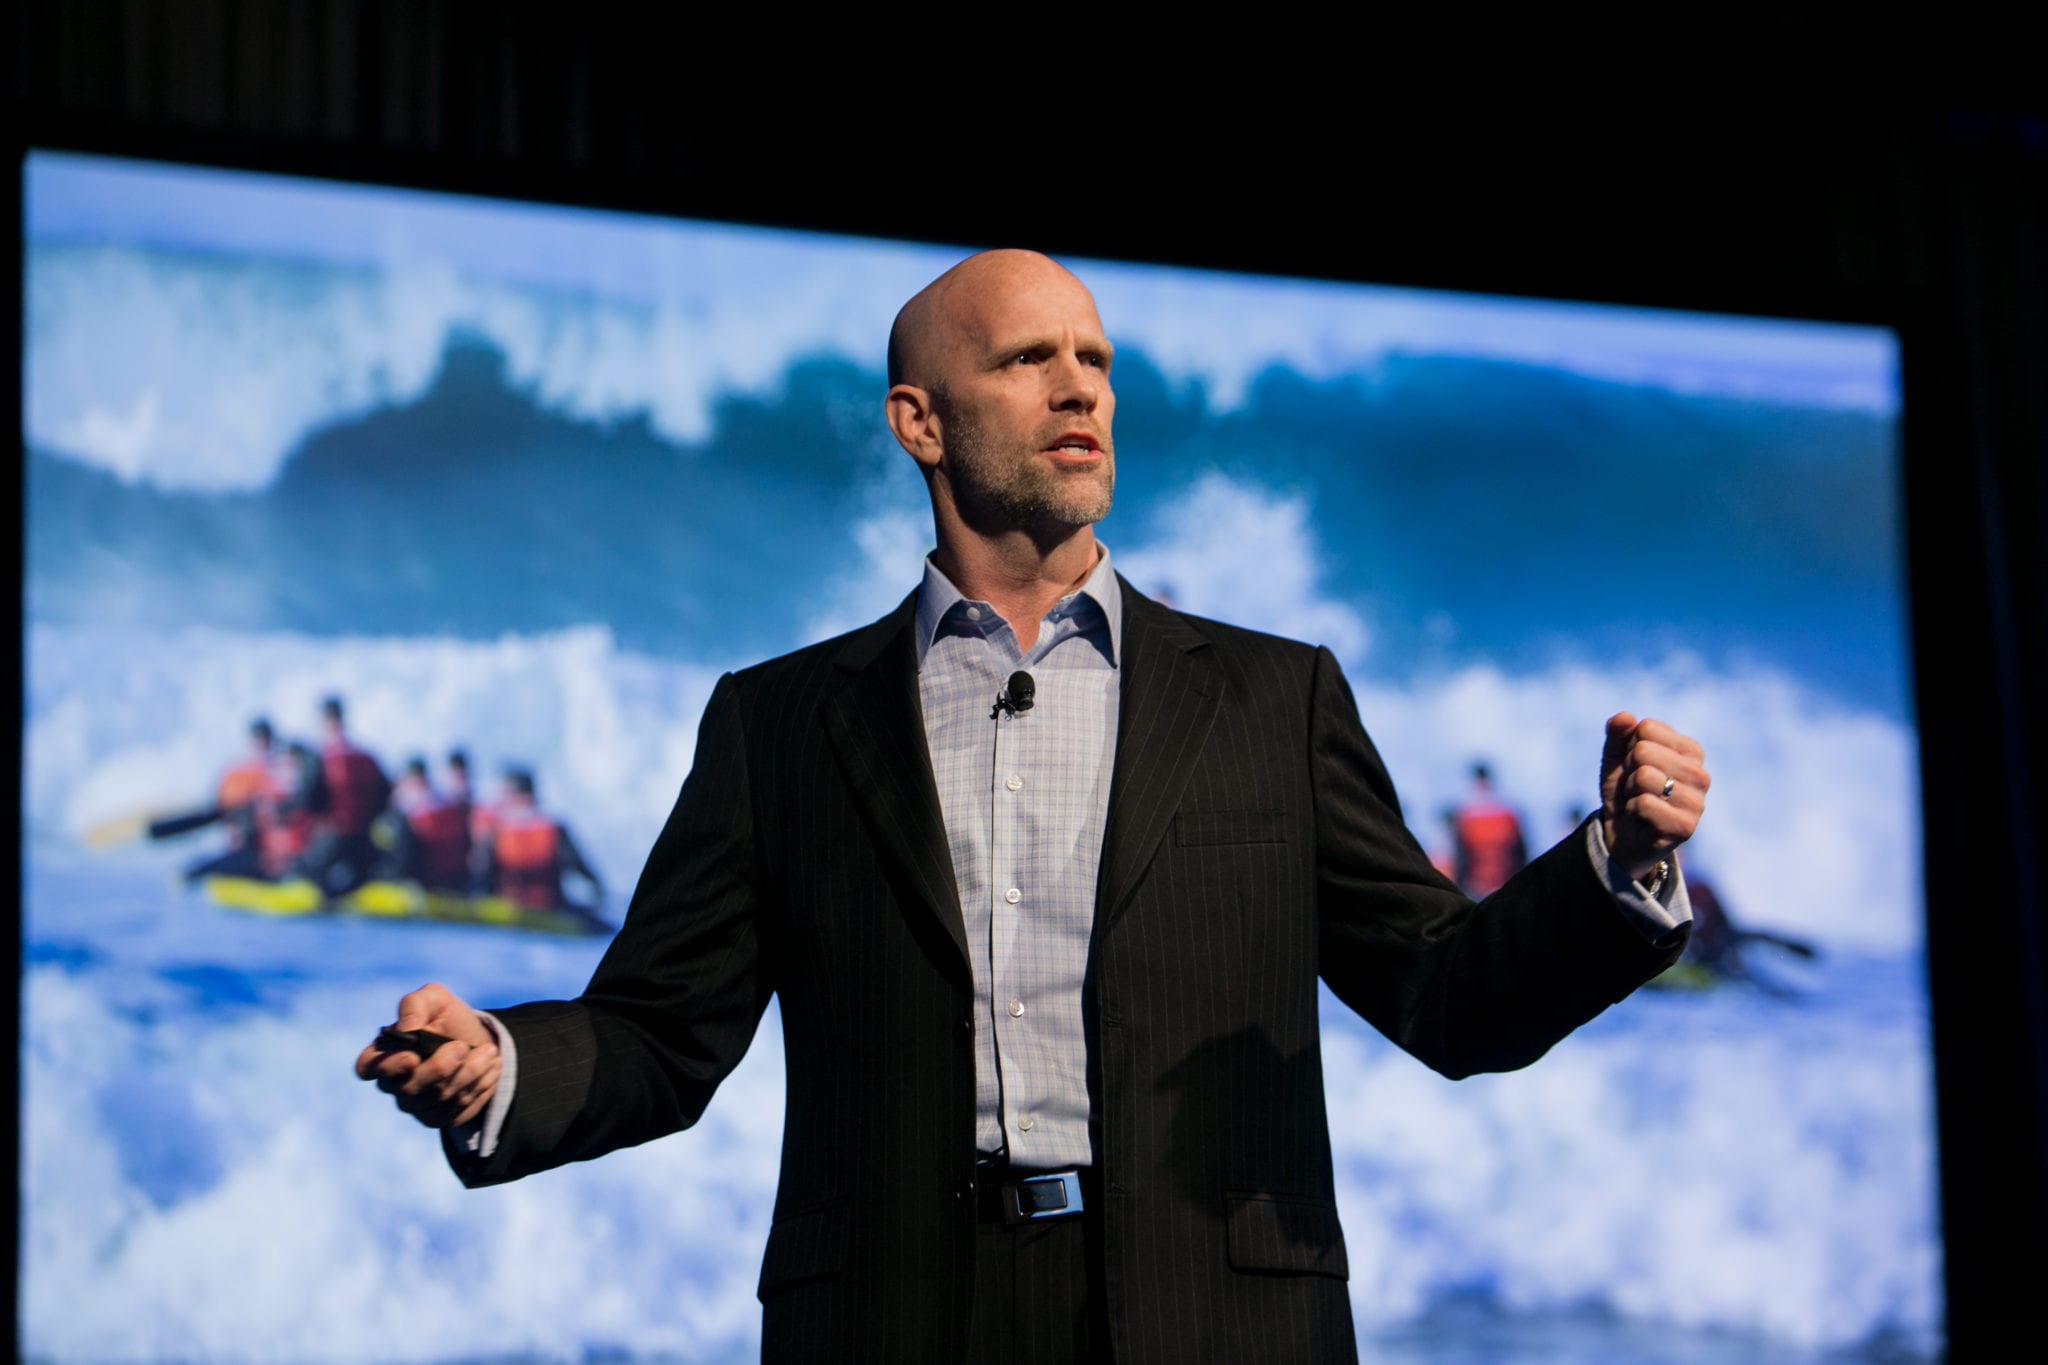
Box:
202 876 607 937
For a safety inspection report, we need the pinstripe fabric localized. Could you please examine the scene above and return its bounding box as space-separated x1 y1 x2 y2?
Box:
446 578 1686 1363
914 551 1120 1166
969 1217 1107 1362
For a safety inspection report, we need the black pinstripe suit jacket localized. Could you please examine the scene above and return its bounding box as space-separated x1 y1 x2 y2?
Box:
448 578 1683 1362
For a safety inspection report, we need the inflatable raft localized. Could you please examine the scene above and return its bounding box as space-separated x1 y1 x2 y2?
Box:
201 875 608 937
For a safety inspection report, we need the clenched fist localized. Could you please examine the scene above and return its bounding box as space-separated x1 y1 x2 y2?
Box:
1600 712 1710 884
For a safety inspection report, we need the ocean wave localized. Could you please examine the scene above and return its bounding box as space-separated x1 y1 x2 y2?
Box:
25 221 1895 496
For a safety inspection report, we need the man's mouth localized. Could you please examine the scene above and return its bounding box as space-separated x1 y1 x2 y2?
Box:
1045 432 1103 461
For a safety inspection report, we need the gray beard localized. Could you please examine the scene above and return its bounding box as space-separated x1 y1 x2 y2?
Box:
937 398 1115 537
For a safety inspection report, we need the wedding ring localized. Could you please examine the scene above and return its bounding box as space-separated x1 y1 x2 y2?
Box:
1661 777 1677 799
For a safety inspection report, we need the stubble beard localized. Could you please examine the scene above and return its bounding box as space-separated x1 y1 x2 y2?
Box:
935 391 1116 538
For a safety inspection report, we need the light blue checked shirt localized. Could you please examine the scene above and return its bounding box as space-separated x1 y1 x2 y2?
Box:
909 545 1688 1170
916 547 1123 1167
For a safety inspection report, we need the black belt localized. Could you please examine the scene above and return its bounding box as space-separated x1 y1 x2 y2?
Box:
976 1158 1091 1226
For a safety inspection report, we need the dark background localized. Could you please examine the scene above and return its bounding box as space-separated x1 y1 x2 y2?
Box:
10 6 2043 1356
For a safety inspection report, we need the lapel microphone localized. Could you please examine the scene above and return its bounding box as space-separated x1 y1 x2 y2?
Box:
991 670 1036 720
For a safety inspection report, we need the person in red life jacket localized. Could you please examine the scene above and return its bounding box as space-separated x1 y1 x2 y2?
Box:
254 740 325 880
443 750 478 882
444 749 475 826
373 756 428 881
484 769 603 919
389 758 433 814
377 756 474 891
181 717 279 884
464 755 514 892
299 695 392 895
1451 762 1529 899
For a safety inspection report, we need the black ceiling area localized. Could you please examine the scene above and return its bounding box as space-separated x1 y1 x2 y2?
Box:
10 3 2046 1356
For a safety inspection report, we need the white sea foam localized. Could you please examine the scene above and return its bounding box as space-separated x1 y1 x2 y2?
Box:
1118 471 1373 665
17 888 1938 1361
1322 997 1939 1352
20 962 781 1363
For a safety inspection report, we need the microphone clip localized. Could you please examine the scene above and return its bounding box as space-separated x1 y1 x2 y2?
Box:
991 670 1037 720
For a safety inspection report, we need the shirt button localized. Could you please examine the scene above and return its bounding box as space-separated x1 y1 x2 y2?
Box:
1008 1000 1025 1018
1018 1115 1035 1132
1005 776 1023 792
1004 888 1021 904
965 606 982 621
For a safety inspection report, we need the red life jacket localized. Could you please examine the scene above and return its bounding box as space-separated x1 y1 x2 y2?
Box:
217 757 271 847
218 758 270 812
492 805 562 910
321 739 390 837
1454 800 1526 898
255 760 314 878
408 799 473 890
445 775 473 838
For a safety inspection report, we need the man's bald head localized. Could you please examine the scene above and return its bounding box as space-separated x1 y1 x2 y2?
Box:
882 248 1116 548
886 249 1093 391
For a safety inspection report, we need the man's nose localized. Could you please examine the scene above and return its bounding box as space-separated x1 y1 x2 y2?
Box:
1049 353 1103 411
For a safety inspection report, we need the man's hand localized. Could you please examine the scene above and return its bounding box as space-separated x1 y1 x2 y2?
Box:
353 982 501 1129
1600 712 1710 883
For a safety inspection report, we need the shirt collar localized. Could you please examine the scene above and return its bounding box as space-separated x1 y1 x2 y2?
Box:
915 543 1124 669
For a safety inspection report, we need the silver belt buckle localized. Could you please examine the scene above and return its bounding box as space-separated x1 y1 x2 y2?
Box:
1009 1170 1084 1223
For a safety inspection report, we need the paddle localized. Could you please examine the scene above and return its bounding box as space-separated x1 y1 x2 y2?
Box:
80 803 224 850
1738 929 1821 960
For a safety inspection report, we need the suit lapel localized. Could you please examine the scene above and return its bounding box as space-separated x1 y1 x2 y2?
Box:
1097 578 1223 929
821 594 971 973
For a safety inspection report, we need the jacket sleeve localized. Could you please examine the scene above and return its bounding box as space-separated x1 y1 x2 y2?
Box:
446 671 773 1186
1307 647 1684 1078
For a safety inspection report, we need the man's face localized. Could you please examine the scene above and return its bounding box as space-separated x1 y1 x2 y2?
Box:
929 262 1116 536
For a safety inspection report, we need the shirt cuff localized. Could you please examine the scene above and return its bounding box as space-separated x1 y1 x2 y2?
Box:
1584 818 1692 948
448 1008 518 1160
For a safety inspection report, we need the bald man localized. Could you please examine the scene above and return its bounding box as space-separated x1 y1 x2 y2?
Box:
359 251 1707 1363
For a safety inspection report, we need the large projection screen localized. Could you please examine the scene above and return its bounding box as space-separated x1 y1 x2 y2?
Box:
20 151 1935 1363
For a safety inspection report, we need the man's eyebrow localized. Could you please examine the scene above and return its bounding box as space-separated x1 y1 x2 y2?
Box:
983 334 1055 363
981 335 1117 365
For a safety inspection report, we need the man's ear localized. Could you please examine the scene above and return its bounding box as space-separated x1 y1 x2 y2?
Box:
886 384 943 471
